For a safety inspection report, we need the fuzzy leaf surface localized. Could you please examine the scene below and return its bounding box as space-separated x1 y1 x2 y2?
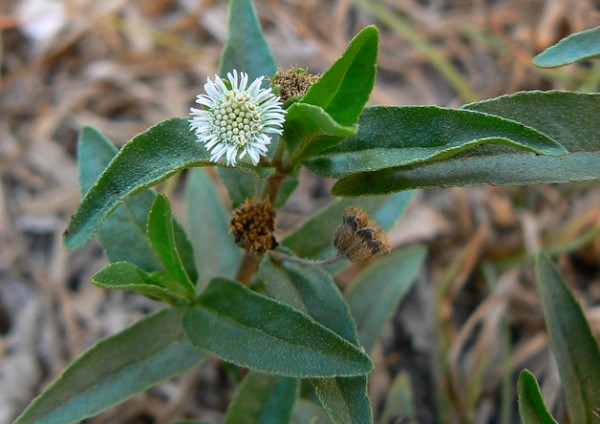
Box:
224 371 298 424
185 168 242 292
13 308 207 424
518 370 559 424
533 26 600 68
345 246 426 353
332 92 600 195
77 126 161 271
301 26 378 126
259 260 372 424
305 105 565 178
219 0 277 80
183 278 373 378
283 103 356 163
147 194 196 296
92 261 188 305
65 118 220 249
535 253 600 424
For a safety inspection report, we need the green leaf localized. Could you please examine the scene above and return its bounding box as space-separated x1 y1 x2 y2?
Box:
291 399 333 424
311 377 371 424
147 194 196 297
535 253 600 424
92 261 188 305
217 166 274 208
301 26 378 126
518 369 559 424
219 0 277 81
64 118 218 250
533 26 600 68
273 173 299 209
345 246 426 353
185 168 242 291
259 260 358 344
224 371 298 424
78 126 162 271
14 308 207 424
305 105 565 179
183 278 373 378
259 260 372 424
379 371 415 424
332 92 600 195
283 103 356 163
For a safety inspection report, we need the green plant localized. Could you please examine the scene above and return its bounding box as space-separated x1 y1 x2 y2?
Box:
15 1 600 423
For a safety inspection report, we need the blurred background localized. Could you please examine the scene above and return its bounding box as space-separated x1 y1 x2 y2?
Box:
1 0 599 423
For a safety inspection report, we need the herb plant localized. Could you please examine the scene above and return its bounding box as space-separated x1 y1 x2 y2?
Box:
15 1 600 423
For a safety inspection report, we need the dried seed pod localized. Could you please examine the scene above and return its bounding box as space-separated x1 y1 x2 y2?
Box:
333 207 391 262
271 67 319 102
230 199 278 254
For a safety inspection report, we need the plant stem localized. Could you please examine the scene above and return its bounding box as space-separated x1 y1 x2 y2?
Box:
235 141 289 285
235 252 260 286
271 251 345 266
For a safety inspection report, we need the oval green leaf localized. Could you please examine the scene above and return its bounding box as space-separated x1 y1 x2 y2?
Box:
305 106 565 178
301 26 378 126
535 253 600 424
185 168 242 292
219 0 277 80
283 103 356 163
64 118 218 250
92 261 188 305
183 278 373 378
518 369 559 424
345 245 426 353
147 194 196 296
533 26 600 68
78 126 162 271
259 260 372 424
13 308 207 424
332 92 600 195
224 371 298 424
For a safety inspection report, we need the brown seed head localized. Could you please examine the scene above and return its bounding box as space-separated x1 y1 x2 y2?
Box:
230 199 278 254
333 207 391 262
271 67 319 103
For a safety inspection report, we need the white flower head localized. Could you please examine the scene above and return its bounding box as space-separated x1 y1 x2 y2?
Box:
190 70 286 166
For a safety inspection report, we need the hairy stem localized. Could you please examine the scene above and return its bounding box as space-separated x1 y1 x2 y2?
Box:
235 252 261 286
235 142 288 285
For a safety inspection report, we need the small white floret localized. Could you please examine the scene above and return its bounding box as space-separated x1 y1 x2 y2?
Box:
189 70 286 166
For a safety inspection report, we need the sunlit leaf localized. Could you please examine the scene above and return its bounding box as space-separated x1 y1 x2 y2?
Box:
306 105 565 179
301 26 378 126
533 26 600 68
332 92 600 195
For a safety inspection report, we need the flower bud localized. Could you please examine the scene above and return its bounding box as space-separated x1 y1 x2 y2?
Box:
230 199 278 254
333 207 391 262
